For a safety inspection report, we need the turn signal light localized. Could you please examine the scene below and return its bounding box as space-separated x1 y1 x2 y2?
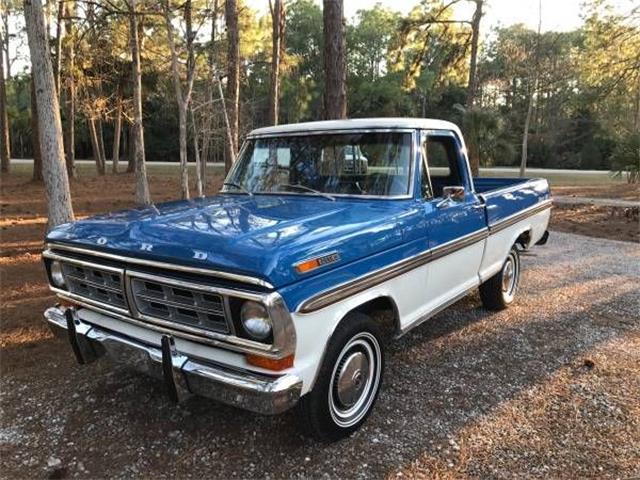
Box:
246 353 294 371
295 258 321 274
294 252 340 274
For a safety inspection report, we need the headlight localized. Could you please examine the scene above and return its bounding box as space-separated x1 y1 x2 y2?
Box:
240 301 272 341
50 260 66 288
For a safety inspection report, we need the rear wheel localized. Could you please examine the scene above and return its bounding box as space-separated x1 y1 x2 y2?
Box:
479 245 520 310
297 312 384 442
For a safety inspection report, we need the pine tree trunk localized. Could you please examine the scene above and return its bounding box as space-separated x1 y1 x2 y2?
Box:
163 0 191 199
97 118 106 170
2 11 9 78
191 107 203 197
520 0 541 178
322 0 347 120
24 0 74 228
268 0 284 126
88 117 105 175
53 0 63 94
215 67 236 170
112 89 122 173
128 0 151 205
62 0 75 178
30 79 43 181
224 0 239 173
0 34 9 173
200 0 219 187
126 123 135 172
178 104 189 198
465 0 483 177
520 80 536 177
465 0 482 109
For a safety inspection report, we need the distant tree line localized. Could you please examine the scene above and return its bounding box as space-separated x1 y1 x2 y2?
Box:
1 0 639 186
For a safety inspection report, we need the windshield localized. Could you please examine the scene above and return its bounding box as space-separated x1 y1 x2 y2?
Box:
224 131 413 197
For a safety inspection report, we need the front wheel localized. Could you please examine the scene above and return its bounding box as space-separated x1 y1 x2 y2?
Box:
479 245 521 310
296 312 384 442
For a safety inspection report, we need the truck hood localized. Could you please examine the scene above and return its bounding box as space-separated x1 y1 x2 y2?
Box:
46 194 416 288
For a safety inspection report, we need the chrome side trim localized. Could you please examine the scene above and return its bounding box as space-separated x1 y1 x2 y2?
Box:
44 243 274 289
430 228 488 262
298 228 488 314
297 199 551 314
486 199 553 233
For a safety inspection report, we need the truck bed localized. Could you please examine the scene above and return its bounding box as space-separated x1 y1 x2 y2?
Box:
475 177 551 229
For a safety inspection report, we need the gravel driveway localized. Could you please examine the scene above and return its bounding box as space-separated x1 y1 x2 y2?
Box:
1 231 638 479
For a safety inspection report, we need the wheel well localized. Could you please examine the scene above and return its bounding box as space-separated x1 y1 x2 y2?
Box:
350 296 399 341
516 229 531 249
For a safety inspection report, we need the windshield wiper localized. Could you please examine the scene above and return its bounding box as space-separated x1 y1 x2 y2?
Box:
223 181 253 197
279 183 335 201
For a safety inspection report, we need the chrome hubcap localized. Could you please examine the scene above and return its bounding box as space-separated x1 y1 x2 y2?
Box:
329 332 381 428
336 351 370 407
501 253 518 297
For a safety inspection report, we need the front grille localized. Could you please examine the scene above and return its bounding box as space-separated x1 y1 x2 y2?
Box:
130 276 229 333
48 250 237 337
61 262 127 309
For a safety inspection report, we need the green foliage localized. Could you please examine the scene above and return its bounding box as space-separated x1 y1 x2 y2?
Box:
610 131 640 183
279 0 323 123
6 74 32 157
456 104 515 167
7 0 638 173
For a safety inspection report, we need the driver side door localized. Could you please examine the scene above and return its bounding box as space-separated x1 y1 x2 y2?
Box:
419 130 487 313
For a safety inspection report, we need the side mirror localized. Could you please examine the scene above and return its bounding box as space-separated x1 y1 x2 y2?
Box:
437 186 465 208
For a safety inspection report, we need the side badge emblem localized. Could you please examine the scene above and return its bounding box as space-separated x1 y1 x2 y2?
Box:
193 250 207 260
96 237 107 245
140 243 153 251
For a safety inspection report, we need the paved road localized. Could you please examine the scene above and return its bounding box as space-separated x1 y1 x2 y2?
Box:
1 231 638 478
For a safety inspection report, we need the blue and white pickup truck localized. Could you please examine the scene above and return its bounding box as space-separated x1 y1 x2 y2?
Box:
43 118 551 441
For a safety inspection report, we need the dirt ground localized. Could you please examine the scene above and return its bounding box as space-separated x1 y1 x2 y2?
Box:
549 183 639 243
552 183 639 202
1 173 639 479
550 204 639 243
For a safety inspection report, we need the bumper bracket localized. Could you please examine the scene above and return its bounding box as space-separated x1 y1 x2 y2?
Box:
44 305 302 415
161 335 191 403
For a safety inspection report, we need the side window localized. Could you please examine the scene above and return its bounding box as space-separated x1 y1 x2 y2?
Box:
426 136 462 198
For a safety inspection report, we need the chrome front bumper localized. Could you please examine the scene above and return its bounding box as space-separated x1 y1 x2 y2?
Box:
44 306 302 415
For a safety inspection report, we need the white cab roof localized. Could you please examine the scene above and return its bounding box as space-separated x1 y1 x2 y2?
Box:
248 117 462 137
